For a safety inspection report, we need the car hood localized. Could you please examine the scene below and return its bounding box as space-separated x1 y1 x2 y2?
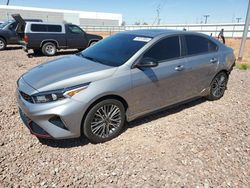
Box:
22 54 117 92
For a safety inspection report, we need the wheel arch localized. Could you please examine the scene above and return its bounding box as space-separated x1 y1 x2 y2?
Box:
80 94 128 134
217 69 229 77
40 40 59 48
0 36 7 43
88 39 99 47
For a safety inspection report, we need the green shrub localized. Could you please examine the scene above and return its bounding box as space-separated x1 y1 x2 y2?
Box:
236 63 250 70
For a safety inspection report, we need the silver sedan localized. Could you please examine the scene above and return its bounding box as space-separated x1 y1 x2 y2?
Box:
17 29 235 143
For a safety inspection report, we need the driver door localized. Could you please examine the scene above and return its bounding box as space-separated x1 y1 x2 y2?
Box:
66 25 88 49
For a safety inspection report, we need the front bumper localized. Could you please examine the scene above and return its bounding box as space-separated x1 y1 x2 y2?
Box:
16 79 88 139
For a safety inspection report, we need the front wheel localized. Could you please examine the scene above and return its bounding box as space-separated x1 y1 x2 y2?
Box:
0 38 6 50
89 41 97 47
83 99 125 143
42 42 57 56
207 72 228 100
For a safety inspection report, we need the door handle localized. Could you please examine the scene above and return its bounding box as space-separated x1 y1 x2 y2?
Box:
175 65 185 71
210 58 218 64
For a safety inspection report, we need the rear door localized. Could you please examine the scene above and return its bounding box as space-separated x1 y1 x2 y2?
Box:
66 25 88 49
182 34 219 95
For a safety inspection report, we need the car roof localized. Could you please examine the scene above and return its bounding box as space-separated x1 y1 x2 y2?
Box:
124 29 187 38
26 22 63 25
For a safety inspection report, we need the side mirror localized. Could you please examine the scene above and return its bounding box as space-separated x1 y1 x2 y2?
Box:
136 58 158 68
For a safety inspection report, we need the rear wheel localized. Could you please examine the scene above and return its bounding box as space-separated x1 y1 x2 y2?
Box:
42 42 57 56
207 72 228 100
83 99 125 143
0 38 6 50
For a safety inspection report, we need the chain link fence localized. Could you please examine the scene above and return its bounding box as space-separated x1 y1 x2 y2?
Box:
80 23 250 38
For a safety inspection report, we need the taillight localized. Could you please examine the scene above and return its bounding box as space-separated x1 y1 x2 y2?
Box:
24 35 29 43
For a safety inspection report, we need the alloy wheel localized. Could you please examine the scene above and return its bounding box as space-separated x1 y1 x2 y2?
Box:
0 40 5 50
45 45 56 55
211 74 227 98
90 104 122 138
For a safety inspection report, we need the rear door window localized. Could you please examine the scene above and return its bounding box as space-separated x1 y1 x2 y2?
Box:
185 35 218 56
143 36 180 62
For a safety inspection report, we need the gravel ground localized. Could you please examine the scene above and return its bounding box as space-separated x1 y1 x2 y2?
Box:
0 47 249 187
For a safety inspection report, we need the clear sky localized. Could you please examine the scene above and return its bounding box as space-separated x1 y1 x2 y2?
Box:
0 0 248 24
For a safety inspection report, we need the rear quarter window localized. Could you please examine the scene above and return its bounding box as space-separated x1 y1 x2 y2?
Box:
31 24 62 32
185 35 218 56
48 25 62 32
31 24 47 32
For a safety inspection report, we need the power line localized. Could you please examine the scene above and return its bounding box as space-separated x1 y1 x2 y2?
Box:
236 17 242 23
203 15 210 24
153 0 167 25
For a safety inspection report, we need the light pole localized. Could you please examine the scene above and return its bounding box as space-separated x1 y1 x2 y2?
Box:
6 0 10 5
236 17 242 23
203 15 210 24
238 0 250 61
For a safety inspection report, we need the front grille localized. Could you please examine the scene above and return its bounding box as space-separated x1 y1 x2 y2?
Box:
19 108 31 127
19 91 34 103
19 108 51 138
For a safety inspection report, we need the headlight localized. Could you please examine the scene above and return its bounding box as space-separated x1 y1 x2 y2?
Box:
32 83 89 103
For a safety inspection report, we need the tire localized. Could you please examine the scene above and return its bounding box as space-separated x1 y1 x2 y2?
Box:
83 99 125 143
206 72 228 101
89 41 97 47
42 42 57 56
33 49 42 55
0 37 6 50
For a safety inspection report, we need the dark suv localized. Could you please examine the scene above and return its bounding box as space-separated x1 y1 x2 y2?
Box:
13 15 103 56
0 15 42 50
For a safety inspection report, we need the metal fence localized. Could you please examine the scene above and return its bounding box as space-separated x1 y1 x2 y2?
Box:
80 23 250 38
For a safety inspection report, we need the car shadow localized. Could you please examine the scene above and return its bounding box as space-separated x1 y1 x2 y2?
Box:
125 97 207 130
38 136 90 148
39 97 207 148
4 46 22 50
27 50 79 58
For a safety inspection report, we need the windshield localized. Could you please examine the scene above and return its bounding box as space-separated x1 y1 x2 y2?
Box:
0 21 11 29
80 33 151 67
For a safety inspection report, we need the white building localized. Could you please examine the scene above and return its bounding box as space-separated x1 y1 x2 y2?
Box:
0 5 123 26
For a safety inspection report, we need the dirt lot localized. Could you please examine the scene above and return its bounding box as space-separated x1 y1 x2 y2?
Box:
226 38 250 64
0 45 250 187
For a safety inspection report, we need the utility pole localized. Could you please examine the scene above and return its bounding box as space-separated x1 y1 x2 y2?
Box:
238 0 250 61
203 15 210 24
236 17 242 23
157 6 161 25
